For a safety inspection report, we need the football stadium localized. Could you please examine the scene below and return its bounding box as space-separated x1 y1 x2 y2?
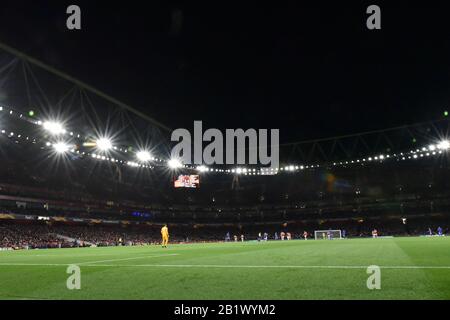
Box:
0 2 450 303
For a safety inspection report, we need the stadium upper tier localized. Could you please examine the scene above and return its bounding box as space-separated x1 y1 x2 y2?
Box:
0 143 449 205
0 156 450 226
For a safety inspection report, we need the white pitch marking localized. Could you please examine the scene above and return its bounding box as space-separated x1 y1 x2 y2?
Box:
75 253 179 265
0 253 179 267
0 263 450 269
81 264 450 269
7 253 125 258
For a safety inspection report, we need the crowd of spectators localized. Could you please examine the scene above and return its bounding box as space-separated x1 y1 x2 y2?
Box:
0 224 71 249
0 219 448 250
0 223 167 249
54 225 162 246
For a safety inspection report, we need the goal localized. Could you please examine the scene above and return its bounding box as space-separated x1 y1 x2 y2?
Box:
314 230 342 240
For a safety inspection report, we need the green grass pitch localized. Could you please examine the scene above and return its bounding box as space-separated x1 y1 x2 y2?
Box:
0 237 449 300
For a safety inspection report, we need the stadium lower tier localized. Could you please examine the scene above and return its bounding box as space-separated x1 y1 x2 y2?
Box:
0 216 448 250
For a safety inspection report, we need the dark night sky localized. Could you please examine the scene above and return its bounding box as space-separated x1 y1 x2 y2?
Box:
1 1 450 143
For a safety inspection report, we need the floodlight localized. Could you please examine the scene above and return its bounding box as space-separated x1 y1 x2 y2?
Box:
53 142 70 154
136 151 152 162
437 140 450 150
96 138 113 151
197 165 208 172
43 121 66 135
168 158 182 169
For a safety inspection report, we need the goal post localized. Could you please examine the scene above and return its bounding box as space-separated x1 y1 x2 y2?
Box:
314 230 342 240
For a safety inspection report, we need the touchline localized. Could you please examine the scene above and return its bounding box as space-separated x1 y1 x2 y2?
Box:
171 121 279 168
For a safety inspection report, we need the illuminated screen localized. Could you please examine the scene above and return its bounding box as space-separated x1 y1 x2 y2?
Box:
174 175 200 188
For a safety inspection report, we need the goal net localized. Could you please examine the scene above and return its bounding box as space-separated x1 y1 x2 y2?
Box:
314 230 342 240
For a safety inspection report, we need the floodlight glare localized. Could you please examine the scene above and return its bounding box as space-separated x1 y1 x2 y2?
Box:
53 142 70 154
96 138 113 151
136 151 152 162
43 121 66 135
168 158 182 169
197 165 208 172
437 140 450 150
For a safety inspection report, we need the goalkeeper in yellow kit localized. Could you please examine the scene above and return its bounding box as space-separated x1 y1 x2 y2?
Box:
161 224 169 248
